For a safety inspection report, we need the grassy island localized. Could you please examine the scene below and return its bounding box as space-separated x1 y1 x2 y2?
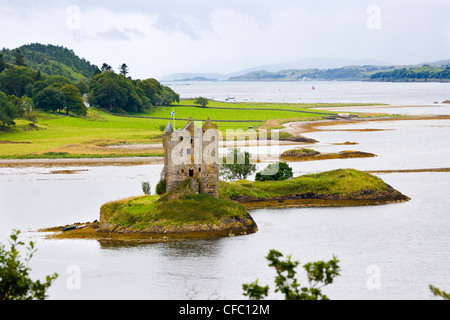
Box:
40 169 409 242
220 169 410 209
101 194 251 230
42 185 258 242
280 149 377 162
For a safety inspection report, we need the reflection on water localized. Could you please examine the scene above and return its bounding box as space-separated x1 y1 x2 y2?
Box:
0 118 449 300
97 238 223 260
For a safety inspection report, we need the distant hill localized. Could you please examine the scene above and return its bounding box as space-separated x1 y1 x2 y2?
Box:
1 43 98 81
228 61 450 82
161 58 450 82
228 65 397 81
369 65 450 82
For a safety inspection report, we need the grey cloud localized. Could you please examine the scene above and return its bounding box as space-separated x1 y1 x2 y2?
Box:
97 28 132 41
96 28 145 41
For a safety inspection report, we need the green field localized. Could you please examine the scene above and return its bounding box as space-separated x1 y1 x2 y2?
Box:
0 100 367 159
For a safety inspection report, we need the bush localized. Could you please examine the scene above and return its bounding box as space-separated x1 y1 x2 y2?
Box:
0 230 58 300
141 181 151 195
156 179 166 195
255 162 293 182
243 250 340 300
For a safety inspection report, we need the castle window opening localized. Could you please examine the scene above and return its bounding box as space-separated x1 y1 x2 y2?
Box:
189 169 194 177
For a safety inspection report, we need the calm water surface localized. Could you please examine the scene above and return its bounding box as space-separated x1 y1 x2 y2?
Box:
166 81 450 106
1 82 450 300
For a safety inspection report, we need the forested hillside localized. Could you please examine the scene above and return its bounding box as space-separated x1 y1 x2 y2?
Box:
0 43 179 127
1 43 98 81
369 66 450 82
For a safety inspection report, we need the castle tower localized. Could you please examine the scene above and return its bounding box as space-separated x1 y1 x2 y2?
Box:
163 117 219 198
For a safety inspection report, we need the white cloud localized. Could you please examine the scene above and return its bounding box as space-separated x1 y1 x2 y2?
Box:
0 0 449 78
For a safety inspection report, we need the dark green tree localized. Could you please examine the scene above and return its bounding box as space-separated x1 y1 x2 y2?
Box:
61 84 87 116
255 162 293 182
0 91 18 127
34 87 64 113
220 148 257 181
0 230 58 300
100 63 112 72
243 250 340 300
119 63 129 76
160 86 180 106
89 71 152 113
74 80 89 95
15 49 27 67
194 97 209 107
0 66 38 97
88 71 128 112
135 78 161 106
0 53 6 73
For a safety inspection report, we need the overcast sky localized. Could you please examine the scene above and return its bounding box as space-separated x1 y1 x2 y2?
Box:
1 0 449 79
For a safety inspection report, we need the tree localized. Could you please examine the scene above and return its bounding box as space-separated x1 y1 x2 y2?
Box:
194 97 209 107
0 66 38 97
119 63 129 76
61 84 87 116
0 53 6 73
0 230 58 300
220 148 257 181
142 182 151 195
255 162 293 182
100 63 112 73
34 87 64 113
243 250 340 301
0 92 18 127
88 71 129 112
74 80 89 95
89 71 152 113
15 49 27 67
160 86 180 106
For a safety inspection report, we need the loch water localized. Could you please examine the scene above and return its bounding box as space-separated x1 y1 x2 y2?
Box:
0 81 449 300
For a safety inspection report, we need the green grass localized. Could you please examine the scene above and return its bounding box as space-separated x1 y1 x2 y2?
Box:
219 169 388 199
0 100 378 159
101 194 248 229
143 100 343 122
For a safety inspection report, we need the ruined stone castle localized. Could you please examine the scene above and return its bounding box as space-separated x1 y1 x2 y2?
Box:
163 117 220 198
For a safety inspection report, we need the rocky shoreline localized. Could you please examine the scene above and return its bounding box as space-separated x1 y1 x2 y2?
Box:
281 149 377 162
40 213 258 242
234 185 410 210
